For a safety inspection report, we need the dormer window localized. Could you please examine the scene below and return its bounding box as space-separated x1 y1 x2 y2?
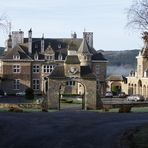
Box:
58 44 61 49
34 54 38 60
13 54 20 60
35 44 38 48
45 55 54 61
58 53 63 60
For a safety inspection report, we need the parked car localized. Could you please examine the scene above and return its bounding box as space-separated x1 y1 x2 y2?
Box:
0 89 7 97
16 91 26 96
105 91 113 98
127 95 145 102
118 92 127 98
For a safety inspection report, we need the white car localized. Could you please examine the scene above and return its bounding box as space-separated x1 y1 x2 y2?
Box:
16 91 26 96
105 91 113 98
127 95 145 101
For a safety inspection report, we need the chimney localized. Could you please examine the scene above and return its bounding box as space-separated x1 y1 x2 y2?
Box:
71 32 77 39
41 34 44 53
7 34 12 52
28 28 32 53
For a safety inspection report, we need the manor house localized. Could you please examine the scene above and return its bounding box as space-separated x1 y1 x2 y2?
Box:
0 29 107 109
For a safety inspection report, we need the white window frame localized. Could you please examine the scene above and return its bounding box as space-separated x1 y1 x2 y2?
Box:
13 54 20 60
66 81 75 86
13 79 20 90
43 65 54 73
13 64 20 73
34 54 38 60
33 65 40 73
32 79 40 90
58 54 63 60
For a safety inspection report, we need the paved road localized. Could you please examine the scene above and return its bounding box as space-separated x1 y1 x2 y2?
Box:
0 111 148 148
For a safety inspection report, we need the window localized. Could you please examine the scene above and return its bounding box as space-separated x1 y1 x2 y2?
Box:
96 64 99 75
34 54 38 60
66 81 75 86
45 55 54 61
49 55 53 60
43 65 54 73
13 54 20 60
32 79 40 90
45 55 50 60
13 64 20 73
58 54 63 60
33 65 40 73
58 44 61 49
13 79 20 90
35 44 38 48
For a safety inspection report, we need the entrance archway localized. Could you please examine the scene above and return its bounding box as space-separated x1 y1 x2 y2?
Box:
111 82 121 96
58 80 86 110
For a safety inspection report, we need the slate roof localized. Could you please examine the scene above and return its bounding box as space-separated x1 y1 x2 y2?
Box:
65 55 80 64
68 41 79 51
49 66 66 79
2 35 107 62
106 75 127 82
78 38 92 55
92 52 107 61
2 45 32 60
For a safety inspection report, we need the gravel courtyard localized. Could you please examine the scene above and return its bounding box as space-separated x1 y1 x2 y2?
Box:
0 111 148 148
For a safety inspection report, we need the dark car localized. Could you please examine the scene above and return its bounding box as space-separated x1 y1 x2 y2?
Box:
118 92 127 98
0 90 7 97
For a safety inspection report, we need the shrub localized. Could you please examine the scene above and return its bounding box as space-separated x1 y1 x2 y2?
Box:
8 107 23 112
119 105 132 113
25 88 34 100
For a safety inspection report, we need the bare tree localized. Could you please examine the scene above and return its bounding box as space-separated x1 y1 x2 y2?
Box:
0 13 9 33
127 0 148 31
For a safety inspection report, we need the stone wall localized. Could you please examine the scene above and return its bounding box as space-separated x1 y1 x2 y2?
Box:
48 78 99 110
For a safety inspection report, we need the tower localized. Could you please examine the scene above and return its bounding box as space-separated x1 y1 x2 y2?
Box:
77 38 92 66
12 29 24 48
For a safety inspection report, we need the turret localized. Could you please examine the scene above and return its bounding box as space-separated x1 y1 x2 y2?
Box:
77 38 92 66
28 28 32 53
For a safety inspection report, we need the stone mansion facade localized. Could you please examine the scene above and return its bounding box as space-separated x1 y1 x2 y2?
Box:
127 32 148 99
0 29 107 108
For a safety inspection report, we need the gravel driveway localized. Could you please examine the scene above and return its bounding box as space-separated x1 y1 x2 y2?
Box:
0 111 148 148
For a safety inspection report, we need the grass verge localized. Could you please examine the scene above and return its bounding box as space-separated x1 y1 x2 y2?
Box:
130 124 148 148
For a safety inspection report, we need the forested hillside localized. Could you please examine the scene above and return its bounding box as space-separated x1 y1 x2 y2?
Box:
99 49 140 76
0 47 4 55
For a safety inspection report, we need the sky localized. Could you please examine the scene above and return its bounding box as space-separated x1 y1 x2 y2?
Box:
0 0 144 50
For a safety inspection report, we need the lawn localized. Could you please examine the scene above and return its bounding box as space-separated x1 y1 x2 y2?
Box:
130 124 148 148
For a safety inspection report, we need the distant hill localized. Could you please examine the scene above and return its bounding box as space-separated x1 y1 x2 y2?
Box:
0 47 5 55
98 49 140 76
